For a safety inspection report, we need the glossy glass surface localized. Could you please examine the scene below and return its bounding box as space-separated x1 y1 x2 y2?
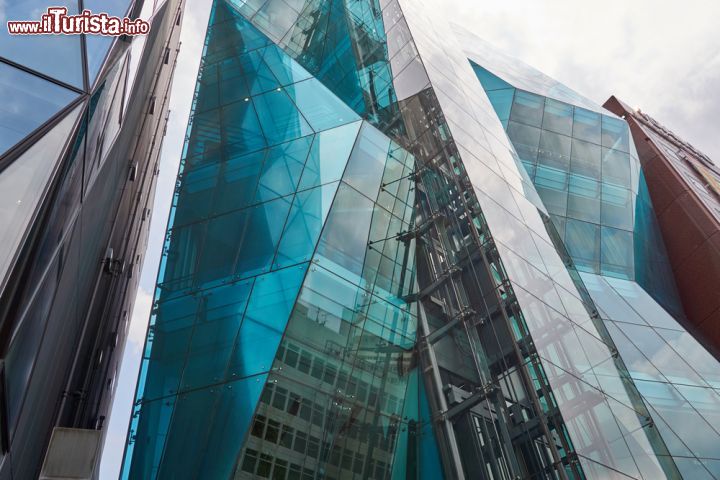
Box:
0 0 84 88
0 103 83 291
0 62 79 157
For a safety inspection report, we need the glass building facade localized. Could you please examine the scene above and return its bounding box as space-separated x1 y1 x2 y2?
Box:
122 1 720 479
0 0 185 477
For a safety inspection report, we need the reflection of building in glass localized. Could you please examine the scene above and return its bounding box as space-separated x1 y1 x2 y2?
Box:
604 96 720 358
122 2 720 479
0 0 184 477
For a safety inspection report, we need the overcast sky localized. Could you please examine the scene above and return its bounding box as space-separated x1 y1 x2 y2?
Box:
99 0 720 477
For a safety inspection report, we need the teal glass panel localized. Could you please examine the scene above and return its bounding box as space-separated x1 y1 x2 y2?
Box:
601 115 630 152
180 281 253 391
342 122 392 199
534 165 568 216
565 219 600 272
261 44 313 86
486 89 514 123
124 395 176 479
195 63 221 113
418 375 445 480
316 183 374 279
538 130 571 171
157 375 267 479
226 265 307 379
470 62 513 90
221 99 267 151
235 196 293 278
253 88 313 145
242 48 282 96
572 107 601 144
601 183 633 230
507 121 540 164
274 181 339 268
213 148 266 214
255 135 313 202
567 175 600 223
285 77 360 131
602 147 632 188
600 227 633 278
570 138 601 179
510 90 544 127
542 98 573 136
297 121 361 190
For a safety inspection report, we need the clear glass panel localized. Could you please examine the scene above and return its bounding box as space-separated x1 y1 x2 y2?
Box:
0 0 83 88
564 219 600 272
507 121 540 164
572 107 601 144
542 98 573 136
316 183 374 280
600 226 633 278
602 148 631 188
510 90 544 127
615 322 708 387
297 121 361 190
0 62 79 156
538 130 571 171
567 175 601 224
0 102 82 288
570 138 601 179
601 183 633 230
342 122 392 199
534 165 568 216
601 115 630 153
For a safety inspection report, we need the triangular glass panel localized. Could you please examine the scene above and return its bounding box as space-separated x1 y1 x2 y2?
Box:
0 101 84 295
0 62 80 157
0 1 84 88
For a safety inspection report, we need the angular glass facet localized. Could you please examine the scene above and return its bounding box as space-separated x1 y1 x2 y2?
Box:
0 63 79 157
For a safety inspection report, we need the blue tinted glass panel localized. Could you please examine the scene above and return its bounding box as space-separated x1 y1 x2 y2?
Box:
226 265 307 378
261 44 312 86
253 88 313 145
0 0 83 88
86 35 115 86
274 181 339 268
255 135 313 202
213 148 266 214
221 99 266 150
0 63 79 156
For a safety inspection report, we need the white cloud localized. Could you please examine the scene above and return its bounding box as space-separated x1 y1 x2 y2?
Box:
448 0 720 162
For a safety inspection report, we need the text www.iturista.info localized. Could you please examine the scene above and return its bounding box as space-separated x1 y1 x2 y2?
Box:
7 7 149 36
